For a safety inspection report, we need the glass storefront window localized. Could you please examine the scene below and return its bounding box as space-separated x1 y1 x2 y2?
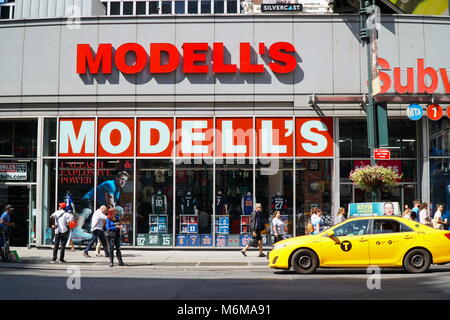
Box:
0 119 37 158
175 160 213 247
97 160 134 246
136 159 174 247
43 118 57 157
216 159 253 248
256 159 293 245
341 160 416 183
430 118 450 157
387 119 417 158
430 158 450 214
42 160 56 245
58 159 95 243
296 159 332 235
0 160 36 183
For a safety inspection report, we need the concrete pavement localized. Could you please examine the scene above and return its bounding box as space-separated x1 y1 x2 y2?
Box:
1 247 270 269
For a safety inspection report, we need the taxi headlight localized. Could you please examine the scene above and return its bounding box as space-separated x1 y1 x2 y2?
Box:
273 241 294 250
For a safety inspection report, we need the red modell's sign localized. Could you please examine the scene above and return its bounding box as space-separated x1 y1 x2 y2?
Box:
76 42 298 75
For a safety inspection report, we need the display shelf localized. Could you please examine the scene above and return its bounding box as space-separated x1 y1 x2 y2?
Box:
149 214 168 234
180 214 198 234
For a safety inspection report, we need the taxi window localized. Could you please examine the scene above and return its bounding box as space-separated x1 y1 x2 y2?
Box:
372 220 413 234
333 219 370 237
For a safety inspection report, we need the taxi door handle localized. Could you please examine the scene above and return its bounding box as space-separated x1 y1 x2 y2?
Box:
359 238 368 242
404 236 413 240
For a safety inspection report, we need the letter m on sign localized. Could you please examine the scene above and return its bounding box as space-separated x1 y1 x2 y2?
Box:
77 44 112 74
59 119 95 157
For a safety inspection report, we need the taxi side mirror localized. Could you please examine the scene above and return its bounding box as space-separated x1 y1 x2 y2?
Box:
327 231 335 238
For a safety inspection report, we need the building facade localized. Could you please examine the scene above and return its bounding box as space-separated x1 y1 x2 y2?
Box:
0 12 449 248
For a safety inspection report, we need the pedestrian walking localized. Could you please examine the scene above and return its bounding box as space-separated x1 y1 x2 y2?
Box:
271 210 286 244
50 203 73 264
0 205 15 261
419 202 432 227
432 204 444 230
83 205 109 258
105 208 125 267
311 208 324 235
411 200 421 222
335 207 346 225
241 203 266 257
402 208 412 220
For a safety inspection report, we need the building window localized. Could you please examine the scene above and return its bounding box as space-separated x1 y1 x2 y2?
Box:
110 1 120 15
136 1 147 14
162 1 172 14
42 159 56 245
214 0 224 13
175 1 185 14
0 119 37 158
188 0 198 13
123 1 134 15
227 0 238 13
43 118 57 157
149 1 159 13
136 159 174 247
201 0 211 13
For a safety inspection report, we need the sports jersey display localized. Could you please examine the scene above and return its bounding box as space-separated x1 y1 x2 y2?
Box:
242 194 253 215
152 192 167 215
216 193 228 215
182 193 196 214
272 194 287 213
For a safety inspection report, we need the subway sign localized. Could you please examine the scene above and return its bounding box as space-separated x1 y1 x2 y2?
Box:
58 118 334 158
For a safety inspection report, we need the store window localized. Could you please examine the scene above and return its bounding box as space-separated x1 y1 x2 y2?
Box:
97 160 134 246
295 159 332 235
0 159 36 183
0 119 37 158
430 118 450 156
57 159 95 242
216 159 253 248
256 159 293 245
430 158 450 215
42 159 56 245
175 160 213 247
136 159 174 247
44 118 57 157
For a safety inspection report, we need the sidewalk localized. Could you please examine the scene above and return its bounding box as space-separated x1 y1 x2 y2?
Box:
1 247 270 269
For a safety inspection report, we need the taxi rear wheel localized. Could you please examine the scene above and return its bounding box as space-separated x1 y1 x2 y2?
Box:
291 249 318 274
403 248 431 273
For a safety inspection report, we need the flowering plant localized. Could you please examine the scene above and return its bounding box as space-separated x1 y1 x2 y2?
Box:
349 165 402 192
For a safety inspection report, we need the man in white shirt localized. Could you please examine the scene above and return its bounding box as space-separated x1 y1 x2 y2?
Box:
50 203 74 263
83 206 108 258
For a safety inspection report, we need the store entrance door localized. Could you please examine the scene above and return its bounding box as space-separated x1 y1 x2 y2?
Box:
0 185 31 247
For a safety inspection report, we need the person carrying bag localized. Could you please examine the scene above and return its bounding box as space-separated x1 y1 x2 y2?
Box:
105 208 125 267
240 203 266 258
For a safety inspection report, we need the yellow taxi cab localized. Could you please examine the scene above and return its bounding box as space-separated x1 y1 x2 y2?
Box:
268 216 450 274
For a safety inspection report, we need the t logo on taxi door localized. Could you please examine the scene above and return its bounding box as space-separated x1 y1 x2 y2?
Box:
340 241 352 252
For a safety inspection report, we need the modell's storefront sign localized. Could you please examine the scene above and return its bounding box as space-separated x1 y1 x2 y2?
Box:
58 118 334 158
0 163 27 181
77 42 297 75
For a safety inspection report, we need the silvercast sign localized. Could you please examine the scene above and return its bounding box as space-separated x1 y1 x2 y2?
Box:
261 3 303 11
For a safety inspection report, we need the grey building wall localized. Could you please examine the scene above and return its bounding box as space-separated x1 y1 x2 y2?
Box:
0 14 448 117
14 0 105 20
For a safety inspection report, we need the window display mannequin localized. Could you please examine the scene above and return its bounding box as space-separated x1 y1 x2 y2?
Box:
152 190 168 215
181 191 197 215
272 192 287 213
216 191 228 215
242 192 253 215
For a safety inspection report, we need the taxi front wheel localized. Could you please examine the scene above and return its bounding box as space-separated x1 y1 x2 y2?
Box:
291 249 319 274
403 248 431 273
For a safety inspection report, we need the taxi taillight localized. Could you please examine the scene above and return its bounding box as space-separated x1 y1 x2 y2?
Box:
445 234 450 240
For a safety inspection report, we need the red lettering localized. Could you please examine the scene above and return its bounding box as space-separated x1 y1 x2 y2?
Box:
239 42 264 73
183 43 209 73
150 43 180 73
439 68 450 94
115 43 147 74
268 42 297 74
213 43 237 73
393 67 414 94
77 43 112 74
417 58 438 94
378 58 391 94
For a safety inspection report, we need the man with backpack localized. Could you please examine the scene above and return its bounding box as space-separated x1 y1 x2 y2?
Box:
50 203 74 264
241 203 266 257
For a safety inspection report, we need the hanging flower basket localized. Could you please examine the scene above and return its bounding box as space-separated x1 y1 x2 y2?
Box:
349 165 402 192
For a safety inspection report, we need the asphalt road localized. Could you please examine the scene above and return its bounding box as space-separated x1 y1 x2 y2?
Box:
2 265 450 301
